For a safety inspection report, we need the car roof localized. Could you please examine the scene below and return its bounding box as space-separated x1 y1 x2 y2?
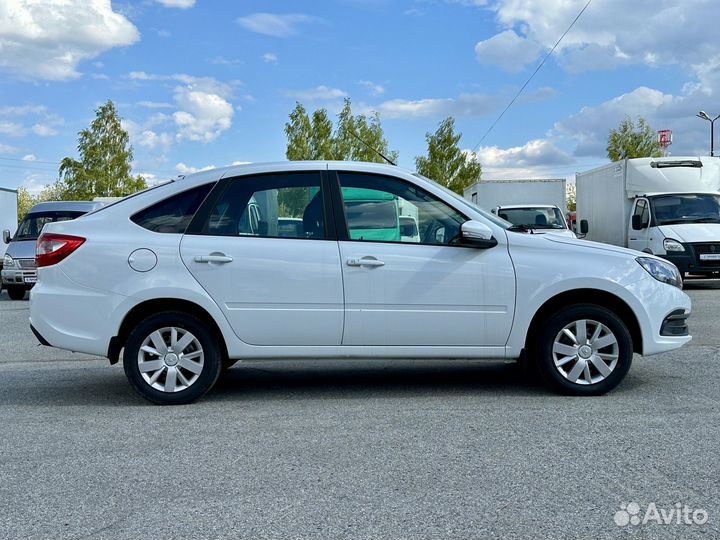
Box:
498 204 560 210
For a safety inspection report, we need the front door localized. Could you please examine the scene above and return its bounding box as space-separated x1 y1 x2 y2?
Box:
333 171 515 347
628 198 651 252
180 171 344 346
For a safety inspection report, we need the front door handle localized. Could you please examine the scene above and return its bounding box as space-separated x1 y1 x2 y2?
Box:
347 256 385 267
194 253 233 264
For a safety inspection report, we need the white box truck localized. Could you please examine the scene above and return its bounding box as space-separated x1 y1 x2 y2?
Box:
0 187 18 280
464 178 574 237
576 156 720 277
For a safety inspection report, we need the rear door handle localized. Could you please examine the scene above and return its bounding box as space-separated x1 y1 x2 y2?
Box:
194 254 233 264
347 256 385 267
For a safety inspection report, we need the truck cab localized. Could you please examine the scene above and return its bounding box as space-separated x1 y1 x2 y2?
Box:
493 204 576 238
2 200 104 300
628 191 720 276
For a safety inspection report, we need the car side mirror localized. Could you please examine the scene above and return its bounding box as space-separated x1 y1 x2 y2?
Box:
580 220 589 234
2 229 10 244
460 220 497 249
631 214 642 230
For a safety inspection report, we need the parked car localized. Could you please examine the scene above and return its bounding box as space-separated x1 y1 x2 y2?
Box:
29 161 691 404
2 201 104 300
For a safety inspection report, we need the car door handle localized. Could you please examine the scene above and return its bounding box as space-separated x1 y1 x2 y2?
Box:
347 256 385 267
194 254 233 264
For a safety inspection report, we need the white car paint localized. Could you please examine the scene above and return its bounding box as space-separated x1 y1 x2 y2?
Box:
29 161 691 397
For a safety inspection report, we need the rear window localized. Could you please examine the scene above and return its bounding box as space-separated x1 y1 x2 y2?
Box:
131 183 215 233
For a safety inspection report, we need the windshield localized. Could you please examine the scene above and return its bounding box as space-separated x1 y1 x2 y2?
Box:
412 173 510 229
498 207 567 229
14 211 86 241
649 194 720 225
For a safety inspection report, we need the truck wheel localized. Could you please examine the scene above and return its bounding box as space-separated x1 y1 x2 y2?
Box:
6 286 26 300
123 311 222 405
533 304 633 396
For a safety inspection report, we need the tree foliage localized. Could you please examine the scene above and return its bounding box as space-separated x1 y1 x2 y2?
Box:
16 182 67 223
606 115 664 161
59 100 146 199
414 117 481 195
285 98 398 163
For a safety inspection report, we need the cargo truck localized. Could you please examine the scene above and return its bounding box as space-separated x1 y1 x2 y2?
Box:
464 178 574 237
0 187 18 291
576 157 720 277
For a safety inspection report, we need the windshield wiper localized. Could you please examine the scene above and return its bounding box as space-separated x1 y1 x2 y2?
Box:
695 217 720 223
507 224 533 233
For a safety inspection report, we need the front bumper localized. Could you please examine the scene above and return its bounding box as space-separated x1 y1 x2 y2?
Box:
662 243 720 274
1 267 37 287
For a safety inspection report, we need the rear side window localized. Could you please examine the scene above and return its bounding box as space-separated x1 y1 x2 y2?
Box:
131 183 215 233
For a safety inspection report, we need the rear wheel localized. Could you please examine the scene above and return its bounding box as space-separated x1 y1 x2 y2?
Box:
123 311 222 405
6 286 26 300
533 304 633 396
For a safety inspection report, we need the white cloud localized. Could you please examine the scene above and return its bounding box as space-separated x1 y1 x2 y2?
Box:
175 162 216 174
155 0 195 8
359 80 385 96
285 85 347 102
262 52 278 64
137 101 173 109
475 29 543 72
173 88 234 143
474 139 574 168
236 13 322 38
32 124 58 137
374 93 500 119
475 0 720 74
0 143 19 154
21 153 36 161
0 121 25 136
211 56 242 66
0 0 139 80
90 73 110 80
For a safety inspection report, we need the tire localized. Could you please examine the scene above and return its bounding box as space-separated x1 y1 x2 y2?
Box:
123 311 222 405
6 286 26 300
532 304 633 396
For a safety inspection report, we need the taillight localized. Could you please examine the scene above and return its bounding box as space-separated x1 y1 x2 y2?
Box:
36 233 86 267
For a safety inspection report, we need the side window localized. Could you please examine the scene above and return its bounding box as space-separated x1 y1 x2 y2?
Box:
632 199 649 229
338 173 466 245
200 172 326 239
131 183 214 233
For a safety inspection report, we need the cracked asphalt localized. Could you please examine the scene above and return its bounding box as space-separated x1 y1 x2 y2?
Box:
0 279 719 539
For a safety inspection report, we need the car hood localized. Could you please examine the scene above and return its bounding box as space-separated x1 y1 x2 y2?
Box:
658 223 720 243
528 232 645 258
5 239 36 260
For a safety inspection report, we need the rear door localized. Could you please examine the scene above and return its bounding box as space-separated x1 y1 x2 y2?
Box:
180 171 344 346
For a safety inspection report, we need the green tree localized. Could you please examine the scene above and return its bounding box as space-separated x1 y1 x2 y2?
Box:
16 181 69 223
285 98 397 164
606 115 664 161
284 102 313 160
566 183 577 212
59 100 146 199
415 117 481 195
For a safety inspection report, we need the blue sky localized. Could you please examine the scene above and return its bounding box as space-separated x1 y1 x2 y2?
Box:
1 0 719 193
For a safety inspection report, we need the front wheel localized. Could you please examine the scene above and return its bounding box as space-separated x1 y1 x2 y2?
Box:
123 311 222 404
533 304 633 396
6 286 27 300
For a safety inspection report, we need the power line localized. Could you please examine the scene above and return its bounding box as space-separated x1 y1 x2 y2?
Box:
471 0 593 152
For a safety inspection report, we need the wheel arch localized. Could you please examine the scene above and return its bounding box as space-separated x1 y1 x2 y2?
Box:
108 298 229 364
524 288 643 355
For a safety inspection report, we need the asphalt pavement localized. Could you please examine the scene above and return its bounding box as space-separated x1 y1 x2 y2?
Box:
1 281 719 539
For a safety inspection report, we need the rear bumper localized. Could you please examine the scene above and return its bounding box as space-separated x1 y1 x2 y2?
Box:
29 266 127 357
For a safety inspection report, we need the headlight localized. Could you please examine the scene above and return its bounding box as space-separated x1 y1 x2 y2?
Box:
2 254 13 268
637 257 683 289
663 238 685 252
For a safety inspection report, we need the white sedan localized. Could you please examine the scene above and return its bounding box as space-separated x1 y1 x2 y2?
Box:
30 161 691 404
